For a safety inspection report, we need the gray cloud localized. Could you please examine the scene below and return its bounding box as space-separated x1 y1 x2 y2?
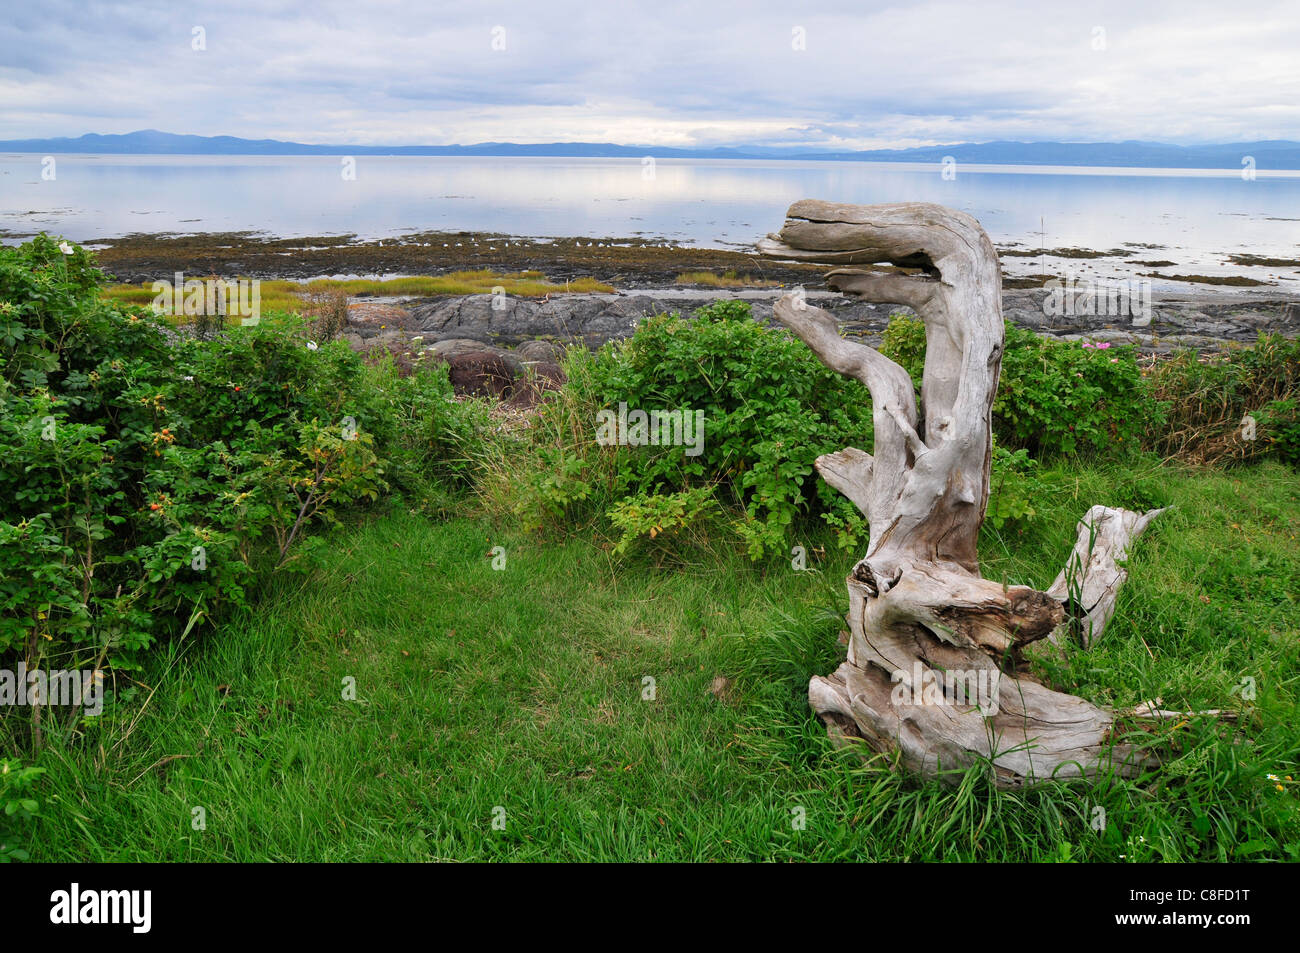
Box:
1 0 1296 146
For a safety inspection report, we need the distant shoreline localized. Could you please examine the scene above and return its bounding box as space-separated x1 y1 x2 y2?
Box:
3 130 1299 171
6 152 1300 177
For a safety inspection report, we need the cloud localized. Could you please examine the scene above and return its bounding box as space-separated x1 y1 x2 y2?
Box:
0 0 1296 146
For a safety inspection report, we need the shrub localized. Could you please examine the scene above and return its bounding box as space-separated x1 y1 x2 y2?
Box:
359 356 494 506
882 314 1155 458
0 236 393 719
607 485 719 555
504 301 875 557
1144 334 1300 466
1256 398 1299 466
304 288 349 343
0 759 44 862
985 443 1047 529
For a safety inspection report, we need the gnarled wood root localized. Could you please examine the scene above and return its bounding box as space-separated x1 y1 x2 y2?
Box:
760 200 1173 786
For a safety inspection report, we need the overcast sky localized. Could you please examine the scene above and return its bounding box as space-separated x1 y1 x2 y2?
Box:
2 0 1297 147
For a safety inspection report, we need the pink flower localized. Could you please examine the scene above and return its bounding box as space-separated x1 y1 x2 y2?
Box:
1082 342 1095 349
1097 342 1112 349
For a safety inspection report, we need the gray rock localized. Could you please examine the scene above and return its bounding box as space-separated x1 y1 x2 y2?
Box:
1006 307 1049 329
347 302 413 331
1163 308 1213 329
446 352 514 398
394 288 1296 359
428 337 493 359
427 337 523 375
411 293 696 347
516 339 568 363
413 295 542 340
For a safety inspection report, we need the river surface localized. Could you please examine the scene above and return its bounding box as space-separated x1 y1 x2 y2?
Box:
2 154 1298 287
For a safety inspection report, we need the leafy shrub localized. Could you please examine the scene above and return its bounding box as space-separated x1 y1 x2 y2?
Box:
879 311 927 380
502 301 875 557
0 236 395 710
1256 398 1299 465
607 486 718 555
0 759 44 862
358 356 493 506
1145 334 1300 466
985 444 1046 529
586 301 876 557
882 314 1154 458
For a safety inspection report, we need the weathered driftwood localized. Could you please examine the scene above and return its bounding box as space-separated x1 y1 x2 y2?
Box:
760 200 1165 786
1045 505 1165 649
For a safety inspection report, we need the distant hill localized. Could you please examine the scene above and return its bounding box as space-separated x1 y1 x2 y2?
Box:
3 129 1298 169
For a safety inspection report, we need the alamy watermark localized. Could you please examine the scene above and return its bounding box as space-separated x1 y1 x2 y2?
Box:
596 402 705 456
1043 273 1152 326
890 661 1000 716
151 272 261 325
50 883 150 933
1 664 103 716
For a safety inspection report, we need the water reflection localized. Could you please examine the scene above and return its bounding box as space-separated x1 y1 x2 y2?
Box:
2 155 1297 275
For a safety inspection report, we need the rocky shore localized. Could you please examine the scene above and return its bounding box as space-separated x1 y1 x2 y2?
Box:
79 228 1298 398
339 287 1300 398
345 286 1300 351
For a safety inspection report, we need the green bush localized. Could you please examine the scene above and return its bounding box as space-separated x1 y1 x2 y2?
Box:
513 301 875 557
1256 398 1299 465
882 314 1155 458
1145 334 1300 466
0 759 44 862
0 236 402 701
357 355 494 508
511 304 1156 555
985 443 1047 529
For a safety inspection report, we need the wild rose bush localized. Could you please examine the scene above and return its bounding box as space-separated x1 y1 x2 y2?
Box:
0 236 397 693
881 315 1156 457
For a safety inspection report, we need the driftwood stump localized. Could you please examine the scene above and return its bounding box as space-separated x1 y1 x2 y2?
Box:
759 201 1164 786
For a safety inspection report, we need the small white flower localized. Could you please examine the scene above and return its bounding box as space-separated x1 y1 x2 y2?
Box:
58 241 74 255
182 375 194 382
307 341 319 351
1268 774 1280 781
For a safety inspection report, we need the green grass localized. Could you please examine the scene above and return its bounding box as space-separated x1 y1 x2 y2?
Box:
14 461 1300 861
101 271 616 319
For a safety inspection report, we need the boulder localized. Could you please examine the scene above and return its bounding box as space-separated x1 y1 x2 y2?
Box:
428 337 523 375
412 295 542 341
428 337 494 360
508 361 567 408
446 352 515 398
348 302 413 332
516 339 569 363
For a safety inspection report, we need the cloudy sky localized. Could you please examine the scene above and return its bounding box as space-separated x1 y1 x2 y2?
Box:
2 0 1297 148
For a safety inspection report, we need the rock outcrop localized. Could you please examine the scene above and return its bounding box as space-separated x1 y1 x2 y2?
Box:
337 288 1300 398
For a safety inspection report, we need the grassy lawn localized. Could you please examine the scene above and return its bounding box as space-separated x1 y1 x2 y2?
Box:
22 461 1300 861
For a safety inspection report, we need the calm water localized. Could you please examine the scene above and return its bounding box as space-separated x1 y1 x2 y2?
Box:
2 154 1298 284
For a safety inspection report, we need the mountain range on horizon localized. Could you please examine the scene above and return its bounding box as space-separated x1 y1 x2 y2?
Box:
2 130 1299 169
